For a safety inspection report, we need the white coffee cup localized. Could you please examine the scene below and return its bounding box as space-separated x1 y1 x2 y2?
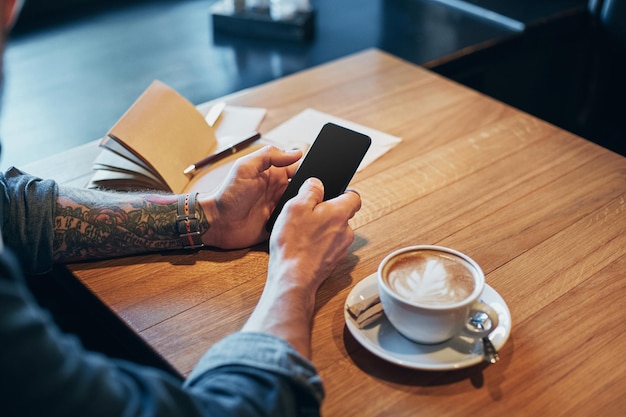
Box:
377 245 499 344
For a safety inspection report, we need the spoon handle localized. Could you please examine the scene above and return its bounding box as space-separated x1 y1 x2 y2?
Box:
482 336 500 364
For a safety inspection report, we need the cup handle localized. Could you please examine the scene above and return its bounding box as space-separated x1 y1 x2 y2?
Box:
464 301 500 338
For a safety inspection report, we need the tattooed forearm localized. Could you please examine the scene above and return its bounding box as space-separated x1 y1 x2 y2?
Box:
53 187 208 262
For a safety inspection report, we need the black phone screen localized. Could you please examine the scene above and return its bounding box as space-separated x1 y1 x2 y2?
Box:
266 122 371 232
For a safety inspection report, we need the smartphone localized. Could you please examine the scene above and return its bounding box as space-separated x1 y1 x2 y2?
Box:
266 122 371 232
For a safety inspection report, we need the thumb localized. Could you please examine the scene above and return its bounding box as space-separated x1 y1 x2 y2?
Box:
296 177 325 207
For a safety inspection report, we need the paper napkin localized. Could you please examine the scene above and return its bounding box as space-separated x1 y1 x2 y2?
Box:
262 108 402 172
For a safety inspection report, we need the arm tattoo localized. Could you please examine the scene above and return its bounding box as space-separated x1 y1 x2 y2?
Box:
53 187 209 262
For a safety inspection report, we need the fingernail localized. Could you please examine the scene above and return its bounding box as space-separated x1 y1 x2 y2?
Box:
307 177 323 188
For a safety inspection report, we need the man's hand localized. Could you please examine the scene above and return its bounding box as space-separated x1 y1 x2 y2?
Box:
269 177 362 292
243 178 362 358
198 146 302 249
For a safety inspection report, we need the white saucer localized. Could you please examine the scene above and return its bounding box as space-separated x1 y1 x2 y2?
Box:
344 273 512 371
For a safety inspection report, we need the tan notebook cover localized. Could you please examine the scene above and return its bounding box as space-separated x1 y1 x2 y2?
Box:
89 80 217 193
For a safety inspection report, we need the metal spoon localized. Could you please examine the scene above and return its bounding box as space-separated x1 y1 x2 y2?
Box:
470 312 500 364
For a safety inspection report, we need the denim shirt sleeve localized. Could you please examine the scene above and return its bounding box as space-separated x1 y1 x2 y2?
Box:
0 168 58 275
1 247 325 417
0 169 325 416
186 332 325 415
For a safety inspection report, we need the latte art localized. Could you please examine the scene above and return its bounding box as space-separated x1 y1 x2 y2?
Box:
384 250 476 305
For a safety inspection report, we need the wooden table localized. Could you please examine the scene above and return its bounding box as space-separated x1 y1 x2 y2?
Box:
24 49 625 416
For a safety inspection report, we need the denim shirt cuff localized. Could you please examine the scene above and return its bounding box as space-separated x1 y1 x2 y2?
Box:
185 332 325 403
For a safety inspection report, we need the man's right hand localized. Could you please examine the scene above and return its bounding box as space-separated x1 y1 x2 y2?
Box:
268 177 362 293
243 177 362 358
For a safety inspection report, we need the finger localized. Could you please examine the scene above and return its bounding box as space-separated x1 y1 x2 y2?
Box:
327 188 362 219
261 146 303 170
269 146 303 168
295 177 325 208
285 159 300 179
235 145 302 176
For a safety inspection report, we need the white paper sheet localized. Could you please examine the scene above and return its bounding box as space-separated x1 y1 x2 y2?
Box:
262 108 402 172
